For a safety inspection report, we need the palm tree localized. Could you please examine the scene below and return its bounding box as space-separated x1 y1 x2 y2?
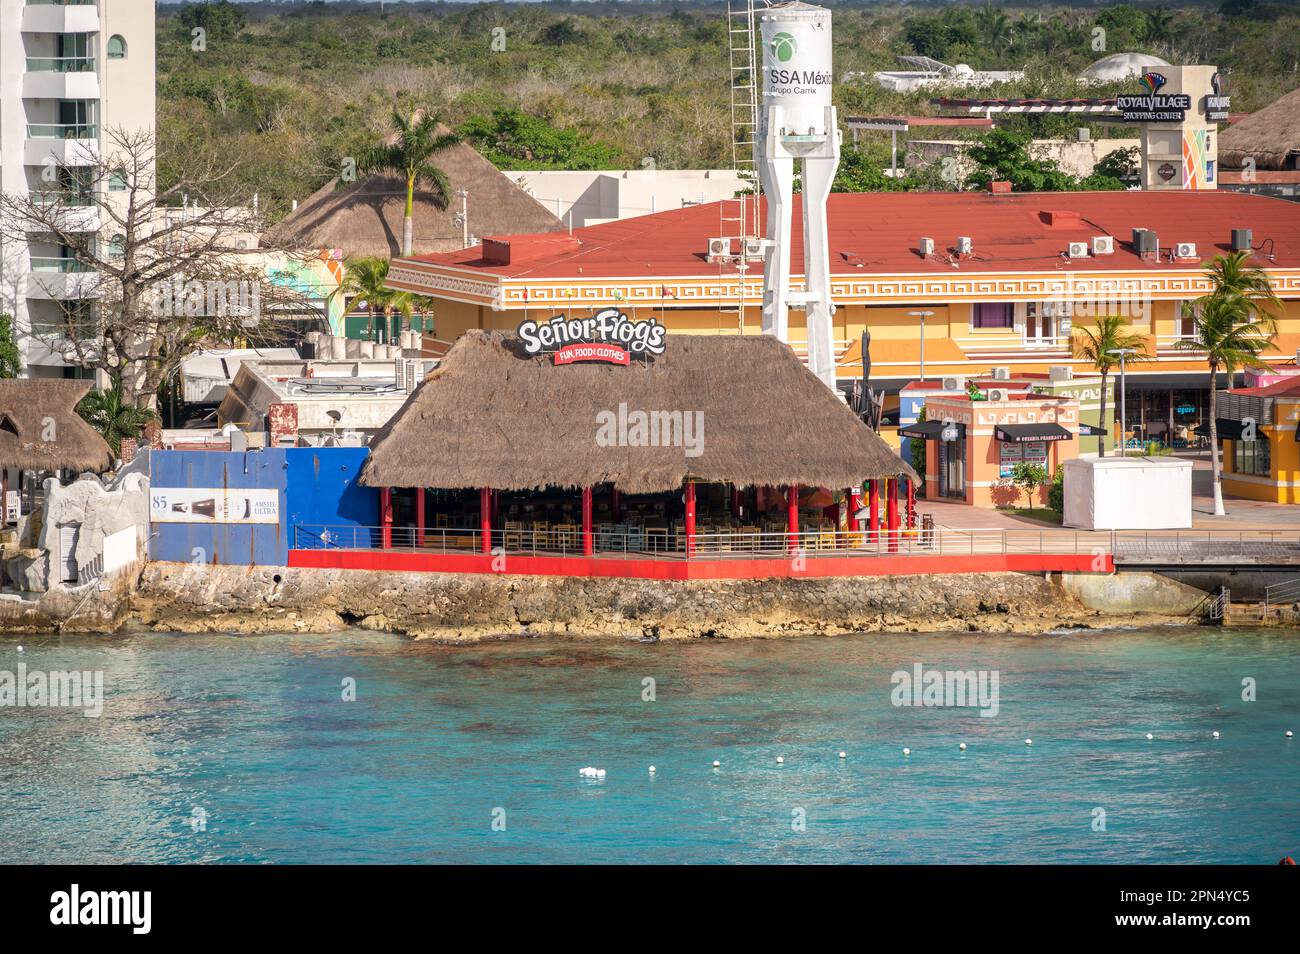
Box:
330 256 394 342
76 383 158 458
1072 314 1151 457
355 108 459 257
1175 251 1282 515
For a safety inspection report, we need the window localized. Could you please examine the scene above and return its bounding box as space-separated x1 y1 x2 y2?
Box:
972 302 1014 329
106 234 124 260
107 35 127 60
108 169 127 191
1233 436 1270 477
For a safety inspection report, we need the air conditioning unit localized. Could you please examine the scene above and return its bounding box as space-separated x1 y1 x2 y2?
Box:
741 237 768 260
1232 228 1252 252
1132 228 1158 256
1049 365 1073 381
1091 235 1115 256
956 236 973 254
990 366 1011 381
986 388 1009 402
919 237 936 256
941 375 967 392
1175 242 1198 260
706 237 731 261
1067 241 1089 259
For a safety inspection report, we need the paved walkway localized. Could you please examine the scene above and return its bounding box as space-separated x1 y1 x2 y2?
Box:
917 449 1300 533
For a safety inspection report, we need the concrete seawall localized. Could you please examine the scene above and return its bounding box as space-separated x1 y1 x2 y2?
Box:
117 564 1208 641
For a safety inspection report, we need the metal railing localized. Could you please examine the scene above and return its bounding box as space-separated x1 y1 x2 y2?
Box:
292 524 1110 561
26 123 97 139
26 56 96 72
1112 530 1300 562
31 191 95 207
29 256 94 273
1264 579 1300 607
25 0 97 5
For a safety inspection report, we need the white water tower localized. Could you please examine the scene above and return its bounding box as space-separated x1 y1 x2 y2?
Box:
756 1 841 388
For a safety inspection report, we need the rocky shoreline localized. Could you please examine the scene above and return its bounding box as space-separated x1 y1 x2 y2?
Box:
0 562 1211 641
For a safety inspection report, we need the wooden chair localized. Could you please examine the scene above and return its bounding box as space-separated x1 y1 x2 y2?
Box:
554 523 578 552
504 521 524 550
531 521 550 550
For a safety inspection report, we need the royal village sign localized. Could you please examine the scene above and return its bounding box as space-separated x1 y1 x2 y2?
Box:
517 308 667 366
1117 71 1191 123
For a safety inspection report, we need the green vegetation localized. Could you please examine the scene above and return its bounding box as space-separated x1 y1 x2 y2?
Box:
0 315 20 379
355 108 459 255
1008 460 1050 510
76 384 159 457
156 2 1300 224
1176 251 1283 515
1071 314 1151 457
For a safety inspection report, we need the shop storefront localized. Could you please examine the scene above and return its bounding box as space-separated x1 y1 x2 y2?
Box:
1215 379 1300 503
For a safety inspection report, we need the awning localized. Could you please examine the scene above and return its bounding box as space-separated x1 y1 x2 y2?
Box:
995 423 1073 443
899 419 965 440
1078 423 1108 436
1194 418 1247 441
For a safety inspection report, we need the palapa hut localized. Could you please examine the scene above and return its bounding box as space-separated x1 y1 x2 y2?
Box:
360 330 917 558
1221 86 1300 172
260 142 564 259
0 380 114 526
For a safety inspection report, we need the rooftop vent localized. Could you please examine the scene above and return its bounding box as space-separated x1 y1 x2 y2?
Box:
990 180 1012 194
1232 228 1252 252
1132 228 1158 258
956 236 973 254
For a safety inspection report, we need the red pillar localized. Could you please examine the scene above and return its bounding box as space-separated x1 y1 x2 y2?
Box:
787 484 800 554
381 487 393 549
480 487 491 554
416 487 426 546
906 478 916 530
611 488 621 522
886 479 900 552
581 486 593 556
868 479 880 543
684 480 697 557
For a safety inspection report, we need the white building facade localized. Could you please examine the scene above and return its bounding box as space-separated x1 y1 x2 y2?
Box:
0 0 155 377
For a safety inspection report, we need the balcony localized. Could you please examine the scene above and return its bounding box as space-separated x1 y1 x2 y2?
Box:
30 193 101 232
26 258 101 300
22 1 100 34
23 125 99 166
23 59 99 99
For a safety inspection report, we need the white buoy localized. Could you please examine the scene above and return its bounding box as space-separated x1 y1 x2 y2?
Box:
776 756 784 764
902 747 911 756
1287 731 1294 739
16 646 22 652
838 751 847 759
1146 733 1154 741
959 742 967 751
649 765 656 773
1212 731 1220 739
1024 739 1033 746
712 760 720 768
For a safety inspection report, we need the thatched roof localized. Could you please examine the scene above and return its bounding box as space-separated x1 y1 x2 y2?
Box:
362 331 916 494
0 380 113 472
1221 86 1300 171
260 142 564 258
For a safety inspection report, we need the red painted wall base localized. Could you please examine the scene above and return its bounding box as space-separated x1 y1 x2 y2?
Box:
288 549 1113 580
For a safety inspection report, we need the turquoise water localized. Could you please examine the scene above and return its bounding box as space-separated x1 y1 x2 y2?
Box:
0 626 1297 864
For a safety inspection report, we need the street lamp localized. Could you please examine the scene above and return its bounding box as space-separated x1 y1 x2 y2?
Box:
908 310 935 382
1106 347 1137 458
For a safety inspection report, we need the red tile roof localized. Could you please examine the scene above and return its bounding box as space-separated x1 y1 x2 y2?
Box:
1229 376 1300 398
403 190 1300 281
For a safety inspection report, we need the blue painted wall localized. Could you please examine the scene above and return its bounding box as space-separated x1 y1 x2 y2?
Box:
149 447 377 566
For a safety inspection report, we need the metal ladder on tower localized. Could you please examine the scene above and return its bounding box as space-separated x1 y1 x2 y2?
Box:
722 0 763 335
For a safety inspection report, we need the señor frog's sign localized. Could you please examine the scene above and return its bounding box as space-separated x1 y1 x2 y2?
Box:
517 309 667 365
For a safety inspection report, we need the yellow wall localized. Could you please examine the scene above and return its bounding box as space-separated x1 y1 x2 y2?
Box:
1223 398 1300 504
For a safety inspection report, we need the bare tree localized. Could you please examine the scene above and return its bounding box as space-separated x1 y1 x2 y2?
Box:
0 127 317 411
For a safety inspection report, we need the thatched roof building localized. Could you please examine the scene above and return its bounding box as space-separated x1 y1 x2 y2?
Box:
1221 86 1300 171
0 380 113 472
362 331 915 494
260 142 564 258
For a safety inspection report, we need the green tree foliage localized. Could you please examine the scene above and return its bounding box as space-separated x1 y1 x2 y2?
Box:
460 108 622 171
1071 315 1151 458
178 1 248 40
1175 251 1283 515
1009 460 1049 510
76 384 159 458
966 129 1128 192
0 315 20 379
355 108 458 256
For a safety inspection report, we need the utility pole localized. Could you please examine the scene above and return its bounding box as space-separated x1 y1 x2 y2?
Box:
1107 348 1137 458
